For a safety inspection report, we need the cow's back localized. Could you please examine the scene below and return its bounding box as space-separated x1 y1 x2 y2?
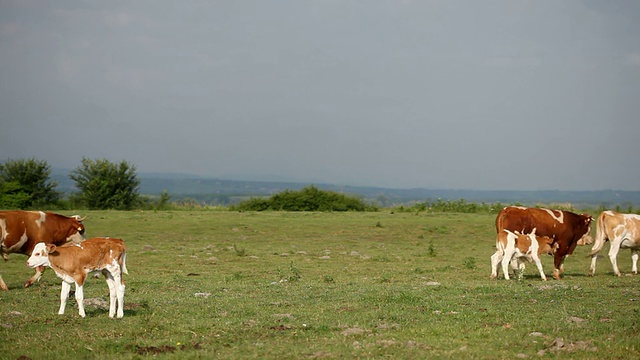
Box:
496 206 590 244
0 210 84 255
1 211 38 254
496 207 538 234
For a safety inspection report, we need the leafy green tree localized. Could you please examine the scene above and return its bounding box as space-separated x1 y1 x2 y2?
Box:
69 158 141 210
0 158 60 208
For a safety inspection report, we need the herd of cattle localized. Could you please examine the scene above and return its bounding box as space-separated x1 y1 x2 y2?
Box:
490 206 640 280
1 207 640 318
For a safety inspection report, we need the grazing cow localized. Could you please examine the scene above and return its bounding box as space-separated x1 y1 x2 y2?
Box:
490 229 557 280
495 206 593 279
0 210 85 290
26 237 128 318
589 211 640 276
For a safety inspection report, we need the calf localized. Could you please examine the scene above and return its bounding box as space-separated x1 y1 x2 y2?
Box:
490 229 556 281
26 237 128 318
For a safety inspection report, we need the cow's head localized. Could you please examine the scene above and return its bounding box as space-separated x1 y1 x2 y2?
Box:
66 215 86 244
576 214 595 245
26 243 56 268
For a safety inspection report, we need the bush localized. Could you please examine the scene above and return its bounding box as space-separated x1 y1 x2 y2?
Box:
230 185 378 212
395 199 507 214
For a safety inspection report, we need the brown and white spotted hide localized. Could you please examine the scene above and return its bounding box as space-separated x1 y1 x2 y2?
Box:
26 237 128 318
495 206 593 279
589 211 640 276
490 229 556 281
0 210 85 290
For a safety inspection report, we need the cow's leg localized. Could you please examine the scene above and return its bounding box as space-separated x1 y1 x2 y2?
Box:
608 239 622 276
531 254 547 281
24 266 45 288
115 274 125 318
501 249 515 280
511 258 522 278
490 250 503 279
103 270 117 318
552 246 568 280
0 275 7 291
58 281 71 315
631 249 638 275
589 253 599 276
75 283 86 318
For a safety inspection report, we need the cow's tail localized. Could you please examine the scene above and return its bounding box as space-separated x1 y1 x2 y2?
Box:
495 210 505 233
588 212 608 256
121 252 129 275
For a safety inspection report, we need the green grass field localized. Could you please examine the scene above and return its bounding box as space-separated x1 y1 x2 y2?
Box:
1 210 638 359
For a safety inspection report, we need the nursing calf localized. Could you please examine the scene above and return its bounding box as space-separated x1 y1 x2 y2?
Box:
26 237 128 318
490 229 556 280
495 206 593 279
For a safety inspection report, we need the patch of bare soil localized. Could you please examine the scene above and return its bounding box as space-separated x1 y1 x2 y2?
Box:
538 337 597 356
130 341 201 355
341 327 369 336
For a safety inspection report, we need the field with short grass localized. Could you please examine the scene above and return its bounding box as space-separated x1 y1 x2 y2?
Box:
1 210 638 359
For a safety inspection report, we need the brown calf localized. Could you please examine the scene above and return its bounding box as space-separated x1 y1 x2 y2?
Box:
26 237 127 318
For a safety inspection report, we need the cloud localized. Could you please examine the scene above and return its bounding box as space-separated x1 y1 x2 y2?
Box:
626 53 640 65
483 56 542 68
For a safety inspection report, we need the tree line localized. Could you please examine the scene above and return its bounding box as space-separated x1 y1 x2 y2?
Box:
0 158 375 211
0 158 148 210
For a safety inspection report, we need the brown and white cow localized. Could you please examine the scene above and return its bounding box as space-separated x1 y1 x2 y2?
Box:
589 211 640 276
495 206 593 279
0 210 85 290
490 229 557 280
26 237 128 318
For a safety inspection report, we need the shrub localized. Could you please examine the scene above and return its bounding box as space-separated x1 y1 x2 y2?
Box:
230 185 378 212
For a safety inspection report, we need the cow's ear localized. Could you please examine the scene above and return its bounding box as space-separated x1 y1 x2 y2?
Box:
46 244 57 254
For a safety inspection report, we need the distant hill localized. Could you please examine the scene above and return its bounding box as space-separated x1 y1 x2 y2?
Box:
51 170 640 208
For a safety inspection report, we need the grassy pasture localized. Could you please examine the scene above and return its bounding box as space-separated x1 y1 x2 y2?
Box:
1 210 638 359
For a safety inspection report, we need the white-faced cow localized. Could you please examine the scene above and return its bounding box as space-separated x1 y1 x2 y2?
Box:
589 211 640 276
490 228 557 281
26 237 128 318
0 210 85 290
494 206 593 280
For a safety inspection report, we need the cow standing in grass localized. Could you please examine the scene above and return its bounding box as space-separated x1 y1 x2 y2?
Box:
589 211 640 276
26 237 128 318
0 211 85 290
495 206 593 279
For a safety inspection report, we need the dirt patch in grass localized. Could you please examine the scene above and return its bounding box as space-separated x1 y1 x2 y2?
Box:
130 342 202 355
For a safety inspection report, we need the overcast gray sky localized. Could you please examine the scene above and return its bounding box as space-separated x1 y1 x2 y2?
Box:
1 1 639 191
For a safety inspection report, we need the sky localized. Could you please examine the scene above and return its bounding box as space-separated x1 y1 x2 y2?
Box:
1 1 639 191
